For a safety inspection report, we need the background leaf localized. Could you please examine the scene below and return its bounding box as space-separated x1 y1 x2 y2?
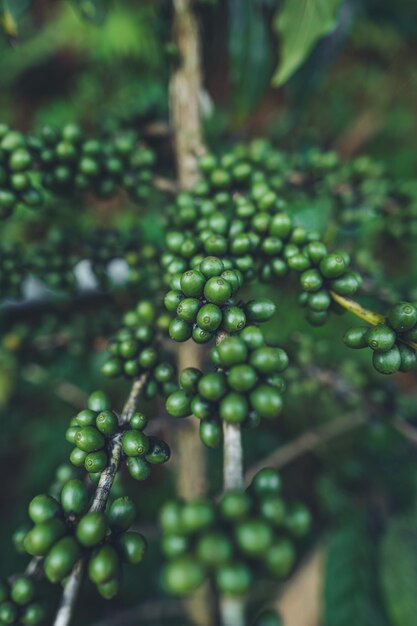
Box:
273 0 341 86
380 516 417 626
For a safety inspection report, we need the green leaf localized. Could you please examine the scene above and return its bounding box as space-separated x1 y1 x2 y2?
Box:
228 0 271 120
272 0 340 86
324 519 389 626
380 516 417 626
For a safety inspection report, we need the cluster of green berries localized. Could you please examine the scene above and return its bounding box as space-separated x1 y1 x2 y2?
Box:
166 326 288 445
160 468 310 596
23 487 146 599
66 391 170 481
344 302 417 374
0 578 45 625
28 232 78 292
38 124 155 201
0 125 43 219
163 149 361 329
298 247 361 326
0 243 26 299
101 300 176 397
165 256 277 344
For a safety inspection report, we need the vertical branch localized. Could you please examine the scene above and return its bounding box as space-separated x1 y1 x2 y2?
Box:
169 3 211 624
222 422 244 492
216 333 246 626
170 0 206 188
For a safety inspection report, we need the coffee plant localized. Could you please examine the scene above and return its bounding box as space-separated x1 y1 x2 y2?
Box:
1 1 417 626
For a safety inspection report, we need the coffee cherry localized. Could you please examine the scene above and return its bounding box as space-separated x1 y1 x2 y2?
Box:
85 450 108 473
130 412 148 430
76 512 108 547
198 372 227 401
200 256 225 277
28 494 60 523
250 385 283 419
260 496 286 526
180 270 206 298
61 479 89 515
399 343 417 372
204 277 232 306
164 290 183 311
10 576 35 605
343 327 369 349
122 430 150 456
199 420 222 448
222 306 247 333
235 519 274 556
319 253 346 278
162 534 189 558
195 303 221 332
373 346 401 374
75 427 105 452
162 557 206 595
179 367 202 392
196 532 233 566
250 347 288 374
117 532 147 563
20 603 45 625
75 409 97 427
225 364 257 393
96 410 119 436
367 325 396 351
0 602 17 624
300 269 323 292
44 537 81 583
252 468 281 495
70 448 88 467
145 437 171 464
127 457 151 481
182 500 215 532
217 336 248 366
108 497 136 533
265 539 295 577
169 318 193 342
177 298 201 323
220 393 249 423
219 491 251 520
88 545 120 585
387 302 417 332
159 501 184 534
88 391 111 412
97 578 119 600
286 504 311 536
215 561 251 595
166 390 192 418
240 325 265 349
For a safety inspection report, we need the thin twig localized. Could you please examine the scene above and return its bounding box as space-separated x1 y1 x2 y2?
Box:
223 422 244 492
52 374 147 626
245 410 367 485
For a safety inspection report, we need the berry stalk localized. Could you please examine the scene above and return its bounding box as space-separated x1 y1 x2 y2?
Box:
53 374 148 626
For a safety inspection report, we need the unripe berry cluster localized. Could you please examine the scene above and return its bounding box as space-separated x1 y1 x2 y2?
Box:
166 326 289 445
0 125 43 219
160 468 310 596
344 301 417 374
0 243 26 299
101 300 176 398
38 124 155 202
165 256 277 343
0 578 45 625
66 391 170 480
23 487 146 598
